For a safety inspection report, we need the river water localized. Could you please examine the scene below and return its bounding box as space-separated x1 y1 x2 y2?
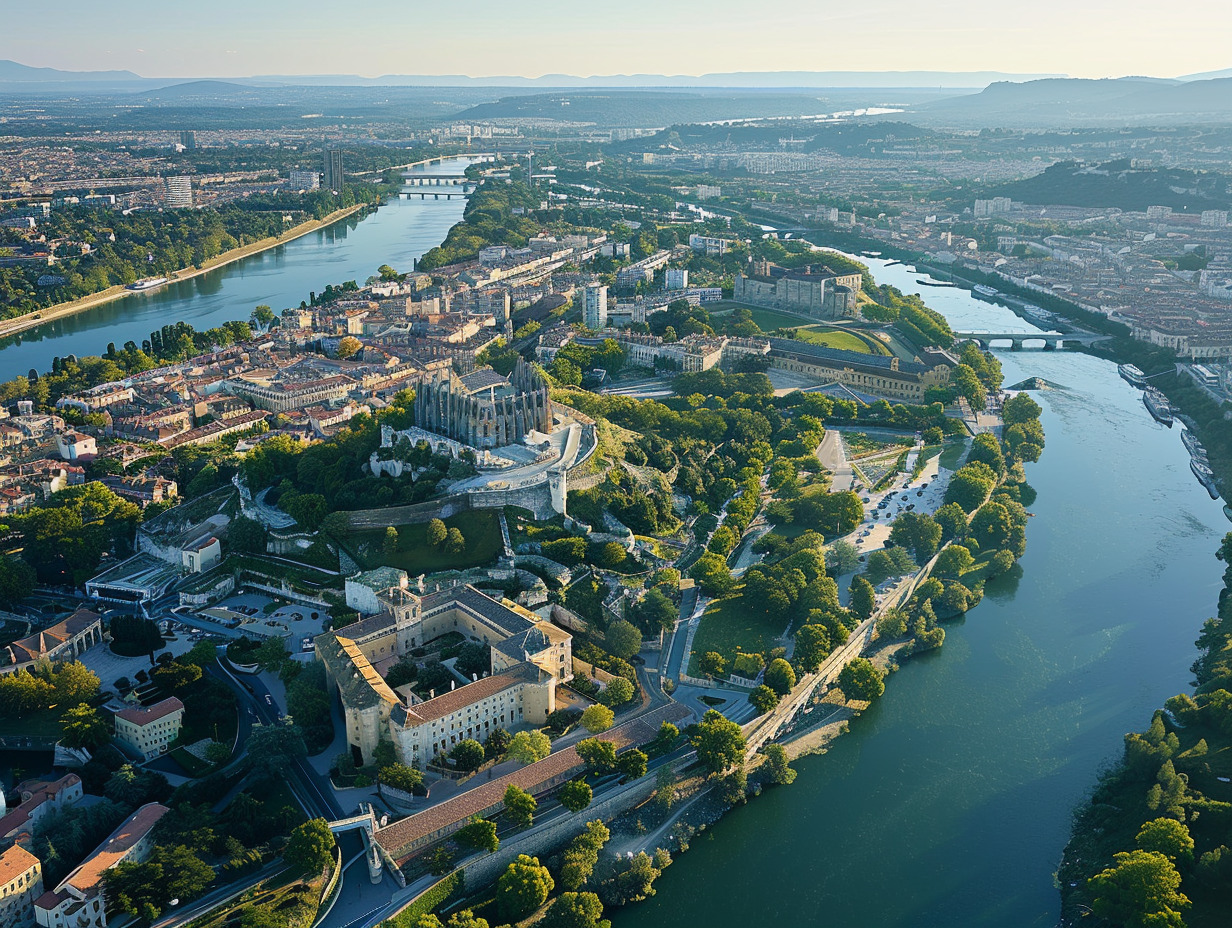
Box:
617 256 1228 928
0 158 477 382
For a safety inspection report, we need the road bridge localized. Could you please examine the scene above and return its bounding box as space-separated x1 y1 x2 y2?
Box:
954 331 1111 350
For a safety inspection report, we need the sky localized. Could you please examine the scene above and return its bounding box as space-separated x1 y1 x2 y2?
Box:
3 0 1229 81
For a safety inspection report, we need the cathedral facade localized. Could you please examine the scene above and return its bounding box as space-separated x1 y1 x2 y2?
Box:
413 358 552 449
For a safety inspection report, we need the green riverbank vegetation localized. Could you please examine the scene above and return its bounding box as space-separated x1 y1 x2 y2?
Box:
1060 531 1232 928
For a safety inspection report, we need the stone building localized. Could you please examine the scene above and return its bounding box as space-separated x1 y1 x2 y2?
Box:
0 845 42 928
316 583 571 767
734 260 862 320
413 359 552 449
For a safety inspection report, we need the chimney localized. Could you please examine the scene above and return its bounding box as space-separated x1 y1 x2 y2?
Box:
451 679 456 691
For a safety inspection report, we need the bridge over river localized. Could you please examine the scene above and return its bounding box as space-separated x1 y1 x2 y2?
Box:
954 330 1112 349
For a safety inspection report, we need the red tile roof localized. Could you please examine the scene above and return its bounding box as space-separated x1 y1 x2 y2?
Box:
115 696 184 727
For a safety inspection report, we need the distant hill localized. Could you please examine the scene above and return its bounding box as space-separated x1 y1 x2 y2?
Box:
0 59 143 83
137 80 262 99
985 160 1232 212
907 76 1232 127
253 70 1065 89
454 90 845 128
1179 66 1232 81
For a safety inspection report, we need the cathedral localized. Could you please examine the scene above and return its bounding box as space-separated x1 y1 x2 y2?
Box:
413 358 553 449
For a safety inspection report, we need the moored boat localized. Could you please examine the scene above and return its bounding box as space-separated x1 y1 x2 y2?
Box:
1192 459 1219 498
1118 363 1147 387
127 277 169 293
1144 387 1173 426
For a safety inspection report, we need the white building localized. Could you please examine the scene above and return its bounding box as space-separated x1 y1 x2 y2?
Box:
1201 210 1229 228
695 184 721 200
0 845 42 928
665 269 689 291
973 197 1012 218
689 233 731 256
113 697 184 761
164 176 193 209
56 431 97 461
288 170 321 190
180 536 221 574
35 803 169 928
581 284 608 330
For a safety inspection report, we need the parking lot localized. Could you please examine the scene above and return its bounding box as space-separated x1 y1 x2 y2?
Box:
198 590 331 652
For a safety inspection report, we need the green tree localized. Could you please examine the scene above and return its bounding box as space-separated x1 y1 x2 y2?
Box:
456 817 499 854
763 658 796 695
827 540 860 576
689 552 735 596
542 892 609 928
576 738 618 773
246 724 307 782
599 676 635 708
1136 818 1195 864
749 684 779 715
1002 392 1043 426
934 502 970 541
889 512 943 562
560 779 593 813
445 527 466 555
581 704 615 733
503 784 537 828
760 744 796 786
427 518 448 548
336 336 362 359
794 625 831 673
691 709 746 776
285 818 335 875
379 763 424 794
604 620 642 660
496 854 554 921
251 304 276 327
382 526 400 555
228 516 268 554
698 651 727 678
934 544 975 578
506 730 552 764
849 576 876 621
1089 850 1189 928
60 705 110 749
617 749 648 780
452 739 485 772
838 658 885 702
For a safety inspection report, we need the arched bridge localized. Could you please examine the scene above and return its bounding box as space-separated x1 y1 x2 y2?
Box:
954 331 1111 350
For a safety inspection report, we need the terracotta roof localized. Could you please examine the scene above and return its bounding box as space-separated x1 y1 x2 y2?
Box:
375 703 692 861
60 802 169 896
115 696 184 727
6 608 100 664
394 662 543 726
0 773 80 839
0 844 39 884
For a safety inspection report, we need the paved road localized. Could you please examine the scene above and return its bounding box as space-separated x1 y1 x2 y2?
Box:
816 429 854 491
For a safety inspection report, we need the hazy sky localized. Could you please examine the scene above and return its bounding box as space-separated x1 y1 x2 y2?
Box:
3 0 1228 80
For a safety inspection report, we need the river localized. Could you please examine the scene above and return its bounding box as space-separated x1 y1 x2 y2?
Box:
617 256 1228 928
0 158 478 382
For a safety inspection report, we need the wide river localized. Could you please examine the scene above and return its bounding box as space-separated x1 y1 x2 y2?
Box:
617 256 1228 928
0 158 478 382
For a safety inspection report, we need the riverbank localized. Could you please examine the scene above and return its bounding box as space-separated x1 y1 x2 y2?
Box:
0 202 369 342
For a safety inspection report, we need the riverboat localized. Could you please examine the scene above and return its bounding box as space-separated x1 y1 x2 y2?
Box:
1192 459 1219 498
972 284 999 301
1181 428 1208 462
1144 387 1174 426
1118 363 1148 388
127 277 169 293
916 278 958 288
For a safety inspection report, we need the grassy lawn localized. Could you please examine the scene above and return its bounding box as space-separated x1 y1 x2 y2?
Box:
938 440 970 471
0 709 62 739
354 510 503 574
794 326 891 355
170 746 215 778
912 445 943 479
687 593 784 678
